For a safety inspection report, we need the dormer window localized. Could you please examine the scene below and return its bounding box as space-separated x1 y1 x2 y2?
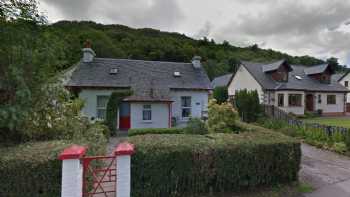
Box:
263 60 292 82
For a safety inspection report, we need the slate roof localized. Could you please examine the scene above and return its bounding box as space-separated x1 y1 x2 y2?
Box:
262 59 288 72
240 60 348 92
67 58 212 101
304 64 329 75
331 73 346 82
211 73 232 88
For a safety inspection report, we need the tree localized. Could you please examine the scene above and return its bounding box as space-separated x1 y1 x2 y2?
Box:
213 86 228 104
235 89 262 123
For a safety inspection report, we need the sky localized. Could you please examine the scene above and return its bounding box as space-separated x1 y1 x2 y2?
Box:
38 0 350 65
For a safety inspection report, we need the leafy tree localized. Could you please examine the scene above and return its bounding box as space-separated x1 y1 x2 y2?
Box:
235 89 262 123
213 86 228 104
207 99 238 133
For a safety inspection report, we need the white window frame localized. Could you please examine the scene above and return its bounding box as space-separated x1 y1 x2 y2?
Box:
142 104 152 122
96 95 109 120
181 96 192 120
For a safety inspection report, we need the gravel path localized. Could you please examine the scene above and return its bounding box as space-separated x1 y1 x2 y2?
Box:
300 143 350 197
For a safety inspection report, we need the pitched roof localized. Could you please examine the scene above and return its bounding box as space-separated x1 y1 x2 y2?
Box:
304 64 329 75
240 60 348 92
262 59 291 72
331 73 346 82
67 58 211 101
211 73 232 88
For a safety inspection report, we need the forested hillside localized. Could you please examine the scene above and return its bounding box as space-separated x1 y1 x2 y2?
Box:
47 20 329 80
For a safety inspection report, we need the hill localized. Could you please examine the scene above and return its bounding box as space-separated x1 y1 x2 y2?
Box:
47 21 326 80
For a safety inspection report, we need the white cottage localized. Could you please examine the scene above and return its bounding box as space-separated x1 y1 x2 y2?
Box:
65 45 212 129
225 60 348 116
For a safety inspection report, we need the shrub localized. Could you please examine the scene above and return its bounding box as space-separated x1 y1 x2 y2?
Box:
345 131 350 150
129 131 301 197
207 99 238 133
213 86 228 104
235 89 262 122
0 124 108 197
106 90 132 134
128 128 185 136
184 118 208 134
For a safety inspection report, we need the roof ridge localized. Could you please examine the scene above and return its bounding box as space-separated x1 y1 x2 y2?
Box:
94 57 192 65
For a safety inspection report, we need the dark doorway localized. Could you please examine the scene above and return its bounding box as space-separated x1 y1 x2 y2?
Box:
119 102 130 130
305 94 314 112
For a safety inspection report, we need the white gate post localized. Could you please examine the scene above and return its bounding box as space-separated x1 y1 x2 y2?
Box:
114 142 135 197
59 145 87 197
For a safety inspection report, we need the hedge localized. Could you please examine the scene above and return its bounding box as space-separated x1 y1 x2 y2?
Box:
128 130 301 197
0 133 107 197
0 141 70 197
128 128 185 136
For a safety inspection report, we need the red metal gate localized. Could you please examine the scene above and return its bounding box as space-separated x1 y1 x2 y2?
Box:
82 156 116 197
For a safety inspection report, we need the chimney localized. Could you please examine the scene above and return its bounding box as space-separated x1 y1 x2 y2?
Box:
82 40 96 63
192 56 202 69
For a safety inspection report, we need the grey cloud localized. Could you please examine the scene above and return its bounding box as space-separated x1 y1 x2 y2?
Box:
43 0 184 29
194 21 212 39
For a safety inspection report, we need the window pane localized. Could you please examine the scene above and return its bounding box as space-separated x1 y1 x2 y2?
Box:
181 96 191 107
143 110 152 120
97 109 106 120
97 96 109 108
182 108 191 118
143 105 151 109
288 94 302 107
327 95 336 104
278 94 284 107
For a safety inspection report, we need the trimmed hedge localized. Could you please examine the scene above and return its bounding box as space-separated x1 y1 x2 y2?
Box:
0 141 71 197
129 130 301 197
128 128 185 136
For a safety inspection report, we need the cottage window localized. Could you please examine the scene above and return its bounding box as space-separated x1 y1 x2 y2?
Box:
318 95 322 104
96 96 109 120
181 96 192 118
278 94 284 107
345 81 349 87
142 105 152 121
288 94 302 107
327 95 336 105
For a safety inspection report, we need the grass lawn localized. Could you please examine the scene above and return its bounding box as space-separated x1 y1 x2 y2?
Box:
303 116 350 128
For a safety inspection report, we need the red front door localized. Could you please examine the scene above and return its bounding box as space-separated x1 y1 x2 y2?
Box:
119 102 130 130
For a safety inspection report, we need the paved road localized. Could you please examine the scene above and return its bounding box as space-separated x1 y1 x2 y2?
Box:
300 143 350 197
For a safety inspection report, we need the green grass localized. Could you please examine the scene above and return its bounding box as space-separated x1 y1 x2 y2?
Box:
304 117 350 128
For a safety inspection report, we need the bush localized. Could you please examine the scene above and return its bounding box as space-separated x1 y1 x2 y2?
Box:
184 118 208 134
213 86 228 104
0 124 108 197
129 131 301 197
106 90 132 134
345 131 350 150
128 128 185 136
207 99 238 133
235 89 262 122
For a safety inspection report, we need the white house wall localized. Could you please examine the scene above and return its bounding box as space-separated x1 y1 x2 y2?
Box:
130 103 169 129
79 89 117 120
228 65 264 103
339 74 350 103
170 90 209 125
314 92 345 113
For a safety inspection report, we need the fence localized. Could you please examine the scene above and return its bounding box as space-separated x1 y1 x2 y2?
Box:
59 142 134 197
263 104 350 137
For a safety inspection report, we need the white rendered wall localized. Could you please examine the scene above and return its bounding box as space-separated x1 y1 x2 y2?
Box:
79 89 118 120
315 92 345 113
274 91 305 115
130 103 169 128
116 155 131 197
170 90 209 124
227 65 264 103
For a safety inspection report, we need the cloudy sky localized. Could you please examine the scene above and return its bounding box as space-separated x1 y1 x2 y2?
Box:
39 0 350 65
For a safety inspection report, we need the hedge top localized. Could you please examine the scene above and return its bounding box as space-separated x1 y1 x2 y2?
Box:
114 142 135 156
59 144 87 160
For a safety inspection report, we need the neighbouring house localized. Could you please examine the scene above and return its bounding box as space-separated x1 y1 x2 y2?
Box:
211 73 232 88
227 59 349 116
333 71 350 103
65 45 212 129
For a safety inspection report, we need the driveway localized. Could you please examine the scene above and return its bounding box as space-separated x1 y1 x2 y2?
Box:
300 143 350 197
